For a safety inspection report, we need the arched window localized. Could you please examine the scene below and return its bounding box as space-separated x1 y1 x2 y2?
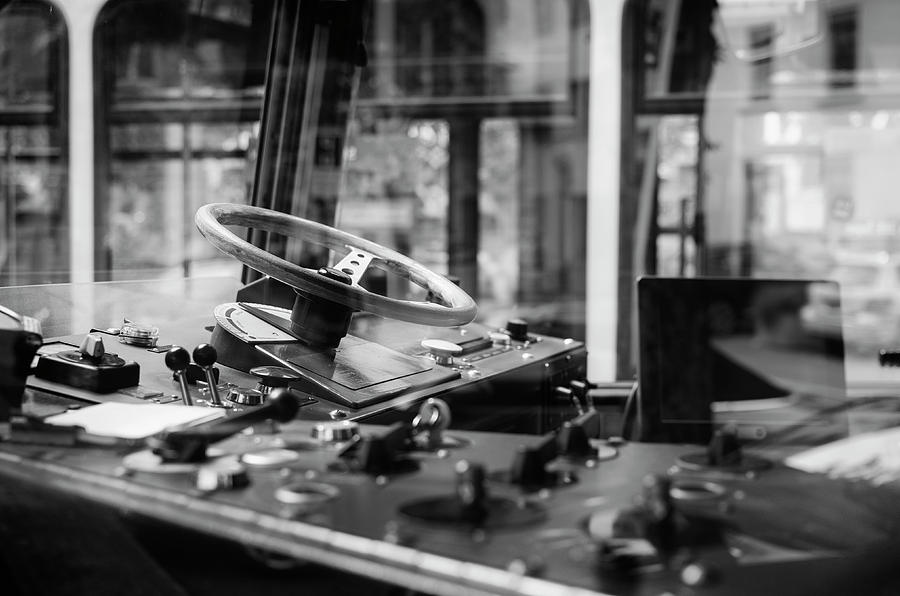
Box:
93 0 270 280
0 0 68 285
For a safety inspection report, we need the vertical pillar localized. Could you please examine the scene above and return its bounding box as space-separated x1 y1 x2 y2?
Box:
62 0 106 284
447 117 480 298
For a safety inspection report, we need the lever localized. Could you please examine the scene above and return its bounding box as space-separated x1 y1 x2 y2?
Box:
569 380 598 410
338 422 416 475
555 386 583 416
455 460 489 525
557 409 603 458
164 346 193 406
412 398 451 450
193 343 225 407
148 388 301 463
508 432 559 487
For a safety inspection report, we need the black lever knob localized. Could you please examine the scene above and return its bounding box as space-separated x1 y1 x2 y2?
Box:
192 344 224 407
192 343 217 367
164 346 193 406
165 346 190 371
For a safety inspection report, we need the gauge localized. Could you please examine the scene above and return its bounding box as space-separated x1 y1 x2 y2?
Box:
213 303 297 344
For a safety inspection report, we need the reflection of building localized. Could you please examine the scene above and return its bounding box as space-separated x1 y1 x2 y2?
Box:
0 3 68 286
703 0 900 276
344 0 590 335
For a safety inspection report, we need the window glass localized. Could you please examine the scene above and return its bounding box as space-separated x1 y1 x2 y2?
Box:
339 0 589 335
0 1 67 286
95 0 267 280
629 0 900 385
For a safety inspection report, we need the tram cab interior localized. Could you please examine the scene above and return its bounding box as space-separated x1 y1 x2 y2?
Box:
4 0 900 594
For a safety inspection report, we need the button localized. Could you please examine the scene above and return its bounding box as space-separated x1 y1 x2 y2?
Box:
311 420 360 443
250 366 302 393
421 339 463 366
489 332 511 347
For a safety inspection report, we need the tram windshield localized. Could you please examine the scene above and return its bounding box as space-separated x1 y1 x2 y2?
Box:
2 0 900 387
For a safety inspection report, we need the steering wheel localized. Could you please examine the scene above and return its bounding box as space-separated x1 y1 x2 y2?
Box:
195 203 477 327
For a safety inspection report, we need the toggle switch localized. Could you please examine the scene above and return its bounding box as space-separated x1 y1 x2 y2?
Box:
34 333 140 393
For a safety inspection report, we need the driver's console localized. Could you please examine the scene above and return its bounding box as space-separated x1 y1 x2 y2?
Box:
21 204 587 435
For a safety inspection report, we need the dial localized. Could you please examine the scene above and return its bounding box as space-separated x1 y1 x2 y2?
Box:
213 303 296 344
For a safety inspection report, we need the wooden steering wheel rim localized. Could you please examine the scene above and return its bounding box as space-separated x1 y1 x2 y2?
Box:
195 203 477 327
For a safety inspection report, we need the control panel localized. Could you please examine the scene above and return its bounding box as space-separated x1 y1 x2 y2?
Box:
1 395 895 596
25 311 586 435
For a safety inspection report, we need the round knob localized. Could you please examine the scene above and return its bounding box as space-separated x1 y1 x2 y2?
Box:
195 459 250 492
164 346 191 372
250 366 302 393
192 343 218 368
226 387 265 406
311 420 360 443
421 339 463 366
505 318 529 342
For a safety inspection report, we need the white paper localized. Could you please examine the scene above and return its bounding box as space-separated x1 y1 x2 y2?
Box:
44 403 225 440
785 426 900 485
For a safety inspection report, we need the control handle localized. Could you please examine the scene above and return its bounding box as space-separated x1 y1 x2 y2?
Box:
149 388 301 463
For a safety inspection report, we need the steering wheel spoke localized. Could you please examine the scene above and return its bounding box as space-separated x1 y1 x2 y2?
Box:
332 246 376 287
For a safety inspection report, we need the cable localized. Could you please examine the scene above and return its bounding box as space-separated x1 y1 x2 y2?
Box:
618 381 640 440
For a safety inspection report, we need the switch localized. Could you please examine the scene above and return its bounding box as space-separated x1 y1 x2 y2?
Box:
79 333 105 360
34 334 140 393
